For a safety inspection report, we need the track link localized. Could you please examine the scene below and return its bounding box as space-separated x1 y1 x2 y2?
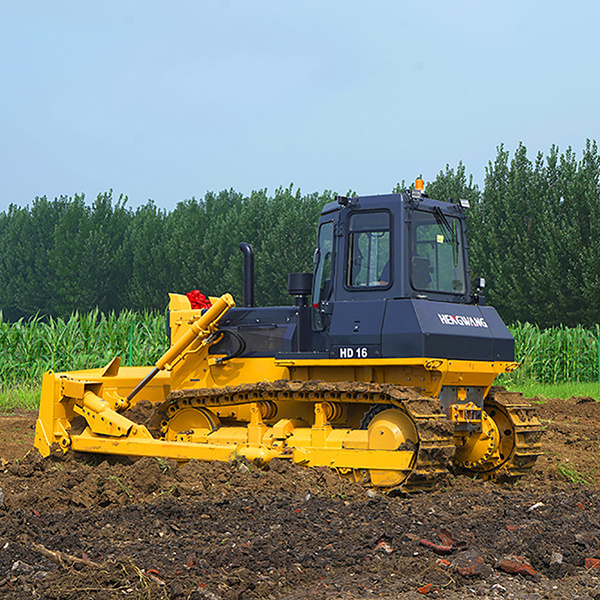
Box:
157 380 455 491
400 395 456 491
484 387 544 480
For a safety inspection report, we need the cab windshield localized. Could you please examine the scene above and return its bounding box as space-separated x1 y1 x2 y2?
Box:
347 211 391 288
411 209 466 294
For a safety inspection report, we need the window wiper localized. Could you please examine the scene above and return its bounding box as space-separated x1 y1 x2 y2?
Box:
433 207 460 267
433 206 453 236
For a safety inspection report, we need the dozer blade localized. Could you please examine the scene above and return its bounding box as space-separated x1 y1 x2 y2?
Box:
34 293 236 458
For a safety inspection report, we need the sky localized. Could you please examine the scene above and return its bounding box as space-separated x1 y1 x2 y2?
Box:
1 1 599 213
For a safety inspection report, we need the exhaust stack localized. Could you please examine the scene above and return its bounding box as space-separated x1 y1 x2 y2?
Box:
239 242 255 308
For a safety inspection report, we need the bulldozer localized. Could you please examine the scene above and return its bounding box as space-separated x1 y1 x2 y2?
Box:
34 180 542 491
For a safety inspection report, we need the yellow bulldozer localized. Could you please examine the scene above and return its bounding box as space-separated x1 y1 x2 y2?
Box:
34 182 542 491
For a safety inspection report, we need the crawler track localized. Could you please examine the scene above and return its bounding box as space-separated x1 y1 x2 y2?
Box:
155 382 542 489
157 380 455 491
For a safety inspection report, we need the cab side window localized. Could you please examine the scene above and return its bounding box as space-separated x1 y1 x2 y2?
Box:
312 220 335 304
347 212 391 288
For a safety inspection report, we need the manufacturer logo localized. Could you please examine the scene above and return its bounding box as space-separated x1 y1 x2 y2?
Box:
438 313 488 328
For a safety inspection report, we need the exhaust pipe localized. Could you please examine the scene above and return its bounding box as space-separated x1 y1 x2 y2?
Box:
239 242 255 308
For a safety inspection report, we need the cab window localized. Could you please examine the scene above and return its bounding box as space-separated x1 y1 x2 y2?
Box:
347 211 391 288
312 220 335 304
411 209 466 294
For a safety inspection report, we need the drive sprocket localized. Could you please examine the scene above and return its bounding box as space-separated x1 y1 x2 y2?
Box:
454 387 543 480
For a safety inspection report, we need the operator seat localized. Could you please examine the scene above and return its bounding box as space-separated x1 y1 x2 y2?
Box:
412 256 432 289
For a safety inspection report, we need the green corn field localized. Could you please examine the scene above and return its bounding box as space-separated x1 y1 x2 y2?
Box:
1 312 600 387
508 322 600 384
0 310 167 387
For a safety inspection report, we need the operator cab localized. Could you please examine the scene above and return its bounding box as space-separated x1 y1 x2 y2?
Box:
312 185 472 307
310 183 511 362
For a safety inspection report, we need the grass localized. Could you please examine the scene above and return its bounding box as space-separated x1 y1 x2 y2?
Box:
0 309 167 389
0 309 167 412
504 380 600 401
557 463 590 485
2 312 600 410
509 322 599 384
0 382 41 412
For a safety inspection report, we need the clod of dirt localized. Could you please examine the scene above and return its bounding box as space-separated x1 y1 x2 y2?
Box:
451 551 492 578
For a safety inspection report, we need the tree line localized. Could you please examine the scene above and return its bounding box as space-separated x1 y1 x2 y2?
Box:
1 141 599 328
0 186 332 320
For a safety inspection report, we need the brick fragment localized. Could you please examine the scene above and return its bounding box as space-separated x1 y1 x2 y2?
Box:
585 558 600 569
419 539 453 554
375 539 393 554
499 555 537 578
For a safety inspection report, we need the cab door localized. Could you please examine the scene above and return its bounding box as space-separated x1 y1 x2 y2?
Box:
328 210 391 359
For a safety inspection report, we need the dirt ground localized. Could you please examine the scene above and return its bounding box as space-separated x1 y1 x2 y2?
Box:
2 395 600 599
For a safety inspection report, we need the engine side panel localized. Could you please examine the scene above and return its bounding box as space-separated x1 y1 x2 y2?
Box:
382 299 514 362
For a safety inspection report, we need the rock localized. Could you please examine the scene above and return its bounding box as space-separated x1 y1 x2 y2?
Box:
11 560 33 574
